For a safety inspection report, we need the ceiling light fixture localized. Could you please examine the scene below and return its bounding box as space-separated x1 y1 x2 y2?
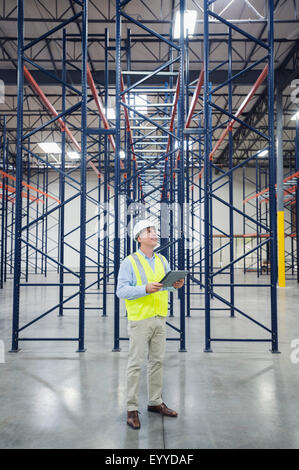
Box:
38 142 62 154
106 108 115 119
175 140 193 151
174 10 197 39
68 151 80 159
258 149 268 157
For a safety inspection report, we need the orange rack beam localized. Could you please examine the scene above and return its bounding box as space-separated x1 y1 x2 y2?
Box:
0 182 44 203
24 65 101 179
243 171 299 204
198 65 268 180
0 169 60 204
209 65 268 162
87 64 125 172
120 74 142 190
170 66 204 187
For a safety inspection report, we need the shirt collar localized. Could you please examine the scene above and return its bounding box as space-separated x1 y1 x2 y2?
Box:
137 248 155 261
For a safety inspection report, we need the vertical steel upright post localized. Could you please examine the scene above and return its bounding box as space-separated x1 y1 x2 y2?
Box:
10 0 24 352
243 167 246 273
296 116 299 282
113 0 121 351
228 27 235 316
199 146 203 287
59 28 66 317
2 136 8 284
178 0 186 351
97 117 102 292
203 0 212 352
185 34 191 319
125 28 132 259
256 159 260 276
77 0 88 352
268 0 279 353
102 27 109 317
35 168 40 274
24 152 29 282
44 157 48 278
208 83 213 299
10 191 14 276
169 116 174 318
41 165 45 274
0 116 7 289
276 87 286 287
4 136 8 283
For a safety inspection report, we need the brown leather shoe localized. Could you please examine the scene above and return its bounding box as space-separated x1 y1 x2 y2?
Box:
148 402 178 417
127 411 141 429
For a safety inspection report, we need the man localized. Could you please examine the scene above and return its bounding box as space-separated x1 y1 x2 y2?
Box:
116 219 184 430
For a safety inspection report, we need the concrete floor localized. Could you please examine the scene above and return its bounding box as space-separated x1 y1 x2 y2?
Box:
0 272 299 449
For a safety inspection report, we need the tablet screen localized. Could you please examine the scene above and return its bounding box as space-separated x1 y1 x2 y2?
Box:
160 270 189 287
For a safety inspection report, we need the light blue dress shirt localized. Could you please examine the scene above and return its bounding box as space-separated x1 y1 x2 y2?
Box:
116 249 175 300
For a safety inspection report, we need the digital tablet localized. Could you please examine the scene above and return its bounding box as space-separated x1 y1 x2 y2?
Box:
159 270 189 287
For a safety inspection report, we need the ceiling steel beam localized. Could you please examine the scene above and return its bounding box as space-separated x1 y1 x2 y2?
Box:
1 68 290 87
214 40 299 167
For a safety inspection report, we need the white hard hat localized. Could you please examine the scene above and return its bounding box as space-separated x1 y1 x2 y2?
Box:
133 219 157 241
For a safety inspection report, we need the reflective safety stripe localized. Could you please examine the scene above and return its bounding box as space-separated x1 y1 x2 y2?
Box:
155 253 167 274
129 252 167 285
130 253 148 284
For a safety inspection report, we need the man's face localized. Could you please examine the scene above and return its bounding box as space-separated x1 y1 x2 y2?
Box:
138 226 158 248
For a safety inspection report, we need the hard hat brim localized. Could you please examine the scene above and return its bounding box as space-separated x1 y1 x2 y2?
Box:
134 222 157 241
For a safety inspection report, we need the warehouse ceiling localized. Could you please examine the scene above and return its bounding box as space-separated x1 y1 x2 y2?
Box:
0 0 299 169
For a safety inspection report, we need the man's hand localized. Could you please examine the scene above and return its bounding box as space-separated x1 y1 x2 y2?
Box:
146 282 163 294
173 279 184 289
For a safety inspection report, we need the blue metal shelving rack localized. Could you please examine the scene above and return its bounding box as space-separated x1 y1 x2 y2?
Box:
202 0 279 353
113 0 187 352
10 0 89 352
0 116 8 289
7 0 282 355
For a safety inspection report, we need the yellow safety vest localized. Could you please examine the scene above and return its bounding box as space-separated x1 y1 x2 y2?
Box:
125 251 169 321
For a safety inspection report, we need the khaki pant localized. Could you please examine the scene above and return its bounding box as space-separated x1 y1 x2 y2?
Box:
126 315 166 412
